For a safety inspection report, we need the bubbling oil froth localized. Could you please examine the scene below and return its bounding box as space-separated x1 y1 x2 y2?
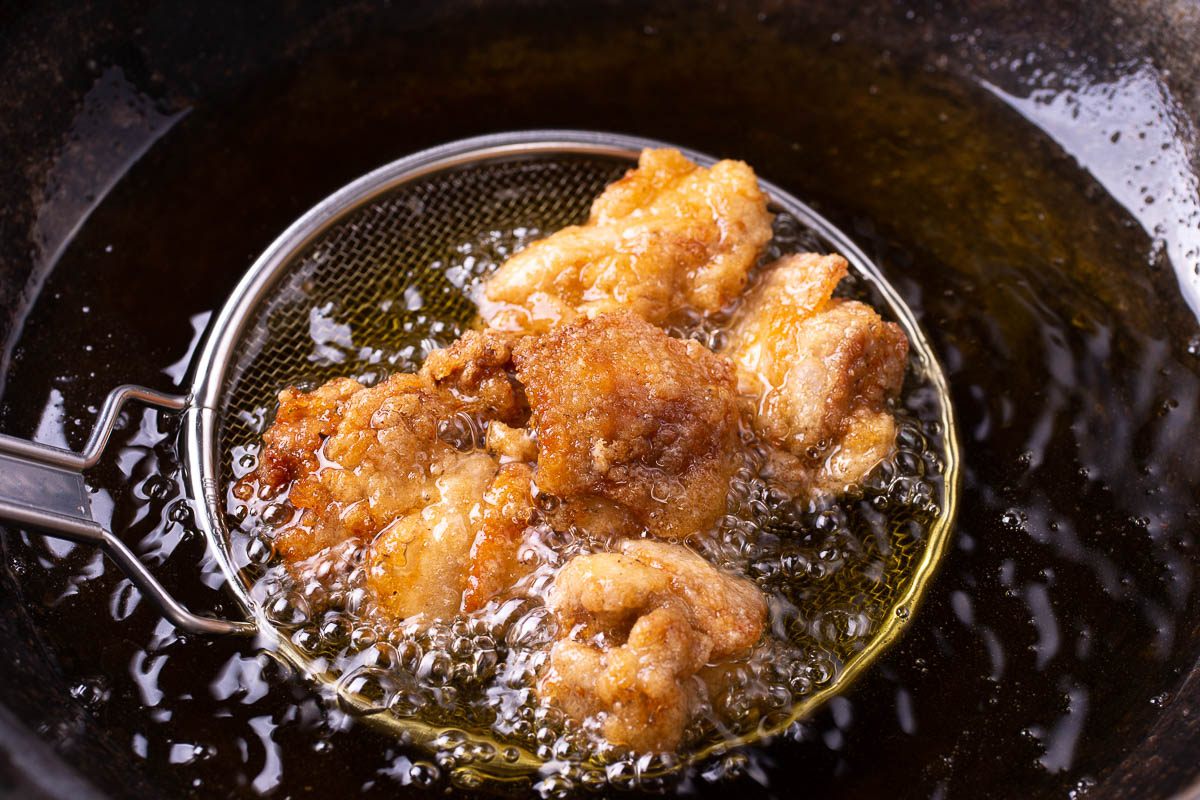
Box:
224 222 953 794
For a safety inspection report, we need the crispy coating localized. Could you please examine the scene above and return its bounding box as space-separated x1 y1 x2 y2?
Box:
619 540 767 654
815 405 899 494
723 253 909 494
240 329 535 620
481 148 773 332
257 371 469 565
252 377 362 491
367 452 497 620
420 328 526 419
539 540 767 752
462 462 537 613
485 420 538 463
513 312 742 539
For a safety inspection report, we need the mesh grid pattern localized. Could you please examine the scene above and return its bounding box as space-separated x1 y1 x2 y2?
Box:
217 155 630 481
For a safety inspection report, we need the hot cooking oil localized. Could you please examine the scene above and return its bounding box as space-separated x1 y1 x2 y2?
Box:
1 12 1197 798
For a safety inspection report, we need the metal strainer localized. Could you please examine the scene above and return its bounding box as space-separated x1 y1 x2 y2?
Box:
0 131 959 756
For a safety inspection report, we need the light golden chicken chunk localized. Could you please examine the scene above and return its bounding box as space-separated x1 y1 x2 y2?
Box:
513 312 742 539
239 329 538 620
367 452 498 619
539 540 767 752
723 253 909 495
480 148 773 332
461 462 537 613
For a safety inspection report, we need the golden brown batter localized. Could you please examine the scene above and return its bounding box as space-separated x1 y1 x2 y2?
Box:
513 312 741 540
540 540 766 752
242 328 533 619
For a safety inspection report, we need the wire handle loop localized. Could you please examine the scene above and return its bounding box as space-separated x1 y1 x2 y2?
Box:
0 385 256 637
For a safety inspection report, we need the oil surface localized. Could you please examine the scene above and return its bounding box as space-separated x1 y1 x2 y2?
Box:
1 12 1199 800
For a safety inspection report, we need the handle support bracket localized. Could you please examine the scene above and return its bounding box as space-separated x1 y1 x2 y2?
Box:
0 385 256 637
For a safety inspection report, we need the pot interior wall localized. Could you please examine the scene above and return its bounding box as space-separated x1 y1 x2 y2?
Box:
1 2 1199 798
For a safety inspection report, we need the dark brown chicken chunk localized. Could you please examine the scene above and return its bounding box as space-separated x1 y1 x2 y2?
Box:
513 312 742 539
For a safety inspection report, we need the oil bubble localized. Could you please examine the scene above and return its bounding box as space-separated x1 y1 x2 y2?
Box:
408 762 441 787
265 592 311 628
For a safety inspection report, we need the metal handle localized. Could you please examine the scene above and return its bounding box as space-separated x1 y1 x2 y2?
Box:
0 385 255 636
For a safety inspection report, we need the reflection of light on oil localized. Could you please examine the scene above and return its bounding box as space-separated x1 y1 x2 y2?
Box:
308 302 356 364
32 387 71 449
982 64 1200 318
1029 684 1089 773
1023 582 1060 670
131 648 167 706
249 714 284 794
162 311 213 386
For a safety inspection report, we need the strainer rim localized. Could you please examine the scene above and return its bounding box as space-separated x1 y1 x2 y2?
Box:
179 131 960 753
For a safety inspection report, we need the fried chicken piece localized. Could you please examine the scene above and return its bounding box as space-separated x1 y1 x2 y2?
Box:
513 312 742 539
723 253 909 495
370 457 543 619
258 371 469 565
619 540 766 654
419 327 525 419
240 329 538 620
539 540 767 752
480 148 773 332
253 377 363 491
367 452 497 619
461 462 537 613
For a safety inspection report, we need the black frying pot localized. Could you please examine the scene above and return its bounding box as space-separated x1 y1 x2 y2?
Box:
1 1 1198 798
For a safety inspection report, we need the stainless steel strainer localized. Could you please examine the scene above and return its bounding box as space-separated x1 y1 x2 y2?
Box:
0 131 959 732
